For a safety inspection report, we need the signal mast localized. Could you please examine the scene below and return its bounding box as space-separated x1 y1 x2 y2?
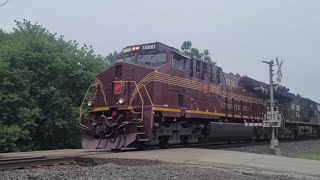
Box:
262 57 283 155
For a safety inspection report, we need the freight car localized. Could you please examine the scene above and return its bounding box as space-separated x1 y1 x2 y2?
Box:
80 42 320 150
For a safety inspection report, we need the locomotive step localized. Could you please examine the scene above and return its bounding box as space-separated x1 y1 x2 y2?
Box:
137 132 145 135
137 126 144 128
138 139 150 142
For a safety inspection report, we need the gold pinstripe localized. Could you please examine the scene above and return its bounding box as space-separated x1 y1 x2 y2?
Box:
155 72 262 102
129 71 156 104
185 109 225 116
130 71 265 104
92 106 109 112
153 107 182 113
152 107 263 121
91 106 263 120
92 106 133 112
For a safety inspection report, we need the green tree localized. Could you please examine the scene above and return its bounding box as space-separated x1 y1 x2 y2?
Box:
190 48 202 59
203 49 212 63
0 20 110 152
180 41 216 64
181 41 192 54
106 51 117 63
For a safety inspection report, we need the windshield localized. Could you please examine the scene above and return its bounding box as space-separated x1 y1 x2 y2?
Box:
138 53 167 64
115 56 133 63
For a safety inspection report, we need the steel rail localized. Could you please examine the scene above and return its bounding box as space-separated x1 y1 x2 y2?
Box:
0 156 76 170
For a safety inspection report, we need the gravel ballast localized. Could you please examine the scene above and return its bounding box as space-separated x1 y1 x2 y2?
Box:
0 159 316 180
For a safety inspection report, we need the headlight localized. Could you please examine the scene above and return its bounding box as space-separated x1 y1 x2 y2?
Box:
88 101 93 107
118 98 125 105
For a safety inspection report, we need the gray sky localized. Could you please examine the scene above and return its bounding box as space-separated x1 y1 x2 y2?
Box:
1 0 319 102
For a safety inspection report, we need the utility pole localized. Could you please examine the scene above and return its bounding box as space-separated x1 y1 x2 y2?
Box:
262 60 281 155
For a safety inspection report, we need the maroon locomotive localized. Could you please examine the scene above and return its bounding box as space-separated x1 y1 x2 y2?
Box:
80 42 320 150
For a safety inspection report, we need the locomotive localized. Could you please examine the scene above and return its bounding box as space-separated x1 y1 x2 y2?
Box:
80 42 320 150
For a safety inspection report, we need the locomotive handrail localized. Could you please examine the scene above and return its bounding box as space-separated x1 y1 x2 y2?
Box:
79 80 154 129
79 84 95 129
131 81 144 123
139 83 154 106
79 83 108 129
113 80 153 124
115 80 144 123
94 84 108 107
137 83 154 125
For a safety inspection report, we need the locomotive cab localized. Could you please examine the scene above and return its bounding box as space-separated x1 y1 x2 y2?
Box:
114 43 170 68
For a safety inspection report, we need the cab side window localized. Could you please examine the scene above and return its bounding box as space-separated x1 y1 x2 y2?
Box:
195 60 201 79
201 62 208 81
173 53 186 71
189 59 194 77
215 67 221 84
209 64 213 82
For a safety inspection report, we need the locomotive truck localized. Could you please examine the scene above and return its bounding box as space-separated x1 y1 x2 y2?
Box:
80 42 320 150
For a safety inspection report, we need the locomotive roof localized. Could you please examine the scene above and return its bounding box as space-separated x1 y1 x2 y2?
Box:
118 42 319 104
121 42 218 65
122 42 179 51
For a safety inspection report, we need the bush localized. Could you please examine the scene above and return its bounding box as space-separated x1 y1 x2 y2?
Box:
0 20 110 152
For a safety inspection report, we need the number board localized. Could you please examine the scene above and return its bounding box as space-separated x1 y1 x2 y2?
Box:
142 44 156 50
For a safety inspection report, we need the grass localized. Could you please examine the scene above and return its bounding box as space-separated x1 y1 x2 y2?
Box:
290 154 320 161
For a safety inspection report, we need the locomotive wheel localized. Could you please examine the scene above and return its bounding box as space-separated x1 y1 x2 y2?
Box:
180 135 189 147
159 136 169 149
255 134 261 142
293 131 298 139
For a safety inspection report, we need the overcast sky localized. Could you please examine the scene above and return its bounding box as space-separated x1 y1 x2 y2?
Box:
1 0 319 102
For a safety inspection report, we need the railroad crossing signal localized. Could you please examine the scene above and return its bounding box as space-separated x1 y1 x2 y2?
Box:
276 57 283 83
262 59 283 151
263 110 282 127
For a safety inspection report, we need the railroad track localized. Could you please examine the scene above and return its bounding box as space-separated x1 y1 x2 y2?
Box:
161 136 319 150
0 150 120 171
191 141 269 149
190 137 320 150
0 156 77 171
